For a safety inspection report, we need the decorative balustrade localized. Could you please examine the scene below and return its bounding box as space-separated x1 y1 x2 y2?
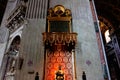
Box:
42 32 77 46
6 4 26 32
42 32 77 52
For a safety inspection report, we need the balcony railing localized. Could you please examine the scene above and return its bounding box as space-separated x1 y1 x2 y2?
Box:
6 4 26 32
42 32 77 45
42 32 77 52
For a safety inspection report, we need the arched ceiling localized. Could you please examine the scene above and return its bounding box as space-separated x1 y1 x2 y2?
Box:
94 0 120 29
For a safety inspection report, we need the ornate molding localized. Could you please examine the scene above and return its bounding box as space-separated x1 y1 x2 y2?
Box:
6 4 26 33
48 5 71 17
42 32 77 46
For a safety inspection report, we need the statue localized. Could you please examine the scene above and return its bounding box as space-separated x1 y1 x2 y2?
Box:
82 71 86 80
35 72 39 80
55 66 64 80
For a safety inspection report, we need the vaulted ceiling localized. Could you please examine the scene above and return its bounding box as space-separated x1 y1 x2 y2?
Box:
94 0 120 29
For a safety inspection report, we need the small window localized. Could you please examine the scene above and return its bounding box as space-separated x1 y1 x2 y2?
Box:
105 30 111 43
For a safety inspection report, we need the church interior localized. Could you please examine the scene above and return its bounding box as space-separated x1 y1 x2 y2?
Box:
94 0 120 80
0 0 120 80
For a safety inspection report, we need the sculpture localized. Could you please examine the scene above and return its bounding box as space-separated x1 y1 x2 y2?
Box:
55 66 64 80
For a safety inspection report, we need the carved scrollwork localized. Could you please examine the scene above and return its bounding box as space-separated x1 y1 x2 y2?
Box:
6 4 26 33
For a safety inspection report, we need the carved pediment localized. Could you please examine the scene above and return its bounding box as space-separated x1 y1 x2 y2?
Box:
48 5 71 17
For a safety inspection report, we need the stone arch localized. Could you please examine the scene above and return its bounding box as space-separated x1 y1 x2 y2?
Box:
9 36 21 52
7 32 22 52
4 35 21 80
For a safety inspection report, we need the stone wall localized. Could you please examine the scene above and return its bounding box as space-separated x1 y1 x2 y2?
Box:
0 27 9 80
16 19 46 80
